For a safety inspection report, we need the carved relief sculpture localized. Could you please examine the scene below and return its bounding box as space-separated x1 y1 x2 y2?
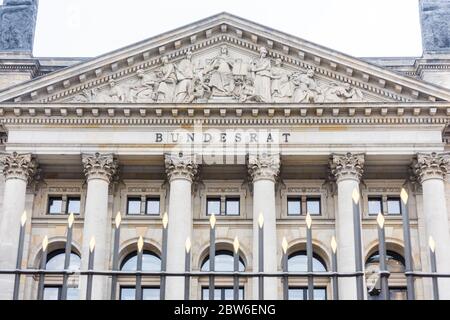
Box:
156 56 177 103
329 152 365 182
0 151 37 182
82 152 118 183
164 152 199 182
203 45 235 97
174 51 195 103
251 46 272 103
411 152 450 183
247 153 281 183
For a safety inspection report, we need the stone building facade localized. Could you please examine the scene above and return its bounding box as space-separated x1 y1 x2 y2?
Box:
0 0 450 300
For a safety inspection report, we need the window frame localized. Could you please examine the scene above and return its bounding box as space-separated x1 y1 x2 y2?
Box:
66 196 81 215
47 196 63 215
287 197 302 216
201 286 245 300
119 286 161 300
206 197 222 216
287 287 327 300
145 197 161 216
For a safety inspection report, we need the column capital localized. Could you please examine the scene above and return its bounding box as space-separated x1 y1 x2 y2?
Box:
165 152 199 183
329 152 365 183
82 152 118 183
0 152 37 182
412 152 450 183
247 153 280 183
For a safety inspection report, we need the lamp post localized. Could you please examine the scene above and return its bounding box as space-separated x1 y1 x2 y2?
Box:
331 236 338 300
13 211 27 300
160 212 168 300
233 236 240 300
86 237 95 300
429 236 439 300
352 188 364 300
400 188 415 300
377 213 389 300
135 236 144 300
258 213 264 300
110 212 121 300
37 236 48 300
306 213 314 300
282 237 289 300
184 237 191 300
61 213 75 300
209 214 216 300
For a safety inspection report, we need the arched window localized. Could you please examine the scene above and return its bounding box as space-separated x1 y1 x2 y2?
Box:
43 249 81 300
201 250 245 272
46 249 81 271
120 250 161 271
288 251 327 272
366 250 405 273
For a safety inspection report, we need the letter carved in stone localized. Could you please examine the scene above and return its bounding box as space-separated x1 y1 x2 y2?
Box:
411 152 450 183
82 152 118 183
247 153 280 183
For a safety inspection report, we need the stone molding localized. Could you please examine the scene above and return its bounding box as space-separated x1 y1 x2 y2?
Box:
329 152 365 183
81 152 118 183
411 152 450 183
164 152 199 183
0 151 37 182
247 153 280 183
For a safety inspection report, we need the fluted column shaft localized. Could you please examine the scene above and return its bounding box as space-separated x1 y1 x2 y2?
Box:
165 153 198 300
330 153 365 300
79 153 117 300
248 153 280 300
0 152 36 299
413 152 450 299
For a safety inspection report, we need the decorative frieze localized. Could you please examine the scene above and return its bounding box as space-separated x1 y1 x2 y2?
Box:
247 153 280 183
329 152 365 182
165 152 199 183
82 152 118 183
0 152 37 183
411 152 450 183
287 187 321 193
127 187 160 193
48 187 81 193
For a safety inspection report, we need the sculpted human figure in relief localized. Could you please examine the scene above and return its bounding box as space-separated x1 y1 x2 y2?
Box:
292 69 323 103
324 82 364 102
203 45 235 97
174 51 195 103
156 56 177 103
251 46 272 103
130 69 157 102
271 58 294 103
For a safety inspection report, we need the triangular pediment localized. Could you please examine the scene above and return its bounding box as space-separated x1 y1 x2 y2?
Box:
1 12 450 104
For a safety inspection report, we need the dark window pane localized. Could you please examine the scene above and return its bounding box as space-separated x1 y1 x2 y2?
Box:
48 197 63 214
287 198 301 215
146 198 160 215
201 251 245 272
120 251 161 271
46 251 81 271
366 250 405 273
127 197 141 215
387 198 401 215
368 197 382 215
207 198 221 216
288 251 327 272
306 198 321 215
225 198 240 216
67 197 81 215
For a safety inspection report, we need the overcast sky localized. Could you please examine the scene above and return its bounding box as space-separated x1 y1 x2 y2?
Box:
24 0 423 58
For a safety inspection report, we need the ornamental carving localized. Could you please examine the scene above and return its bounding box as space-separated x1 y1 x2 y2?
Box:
0 151 37 182
411 152 450 183
164 152 199 182
68 45 365 104
82 152 118 183
247 153 280 182
329 152 365 182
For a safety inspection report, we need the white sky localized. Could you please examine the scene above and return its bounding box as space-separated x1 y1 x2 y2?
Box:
25 0 423 58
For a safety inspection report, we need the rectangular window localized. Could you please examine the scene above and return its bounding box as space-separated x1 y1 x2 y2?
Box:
387 197 402 215
368 197 383 216
288 287 327 300
127 197 141 215
201 287 244 300
43 286 79 300
66 197 81 215
145 197 160 215
207 197 221 216
119 287 160 300
48 197 63 215
306 197 321 215
287 197 301 216
225 198 240 216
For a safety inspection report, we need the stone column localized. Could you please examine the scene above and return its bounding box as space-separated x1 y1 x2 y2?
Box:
0 152 37 299
329 153 365 300
164 153 198 300
412 152 450 299
79 153 117 300
248 153 280 300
